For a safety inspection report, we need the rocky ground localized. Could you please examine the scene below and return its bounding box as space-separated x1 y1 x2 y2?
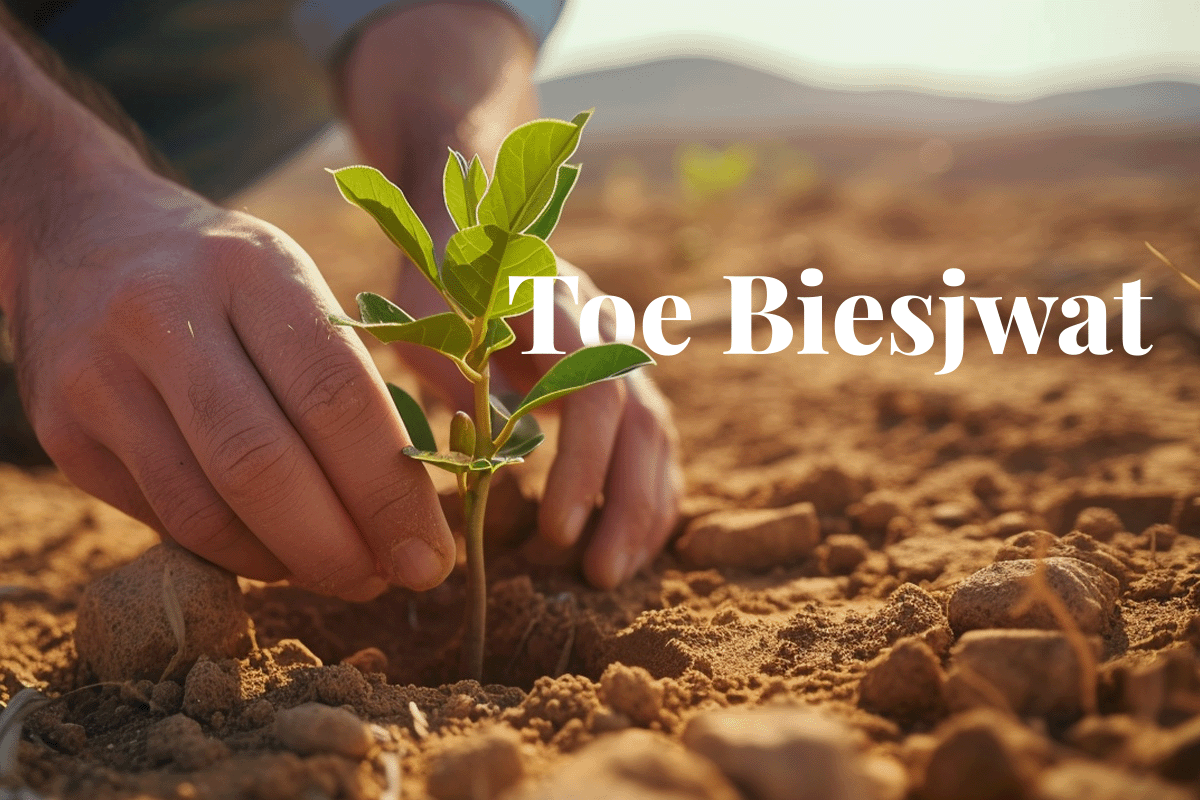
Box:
2 129 1200 799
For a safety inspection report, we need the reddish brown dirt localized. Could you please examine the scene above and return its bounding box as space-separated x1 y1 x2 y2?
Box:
2 130 1200 799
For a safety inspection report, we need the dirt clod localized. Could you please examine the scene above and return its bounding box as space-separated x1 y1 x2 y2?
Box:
273 702 372 759
919 709 1049 800
858 636 947 723
946 629 1099 718
676 501 820 569
146 714 230 770
598 663 664 727
182 659 240 723
73 542 251 682
947 557 1118 635
427 725 525 800
681 705 869 800
516 728 740 800
1073 507 1125 542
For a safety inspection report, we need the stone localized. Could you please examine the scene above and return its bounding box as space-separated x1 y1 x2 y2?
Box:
822 534 870 575
676 502 820 570
1037 761 1193 800
1073 507 1125 542
274 702 372 759
858 637 947 723
74 542 251 682
516 729 740 800
598 663 663 727
682 705 869 800
945 630 1099 718
427 726 525 800
985 511 1039 540
920 709 1048 800
948 557 1118 635
182 659 240 723
149 680 183 715
145 714 230 770
848 491 904 532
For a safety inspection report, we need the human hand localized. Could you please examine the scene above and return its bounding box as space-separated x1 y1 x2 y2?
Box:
7 178 455 600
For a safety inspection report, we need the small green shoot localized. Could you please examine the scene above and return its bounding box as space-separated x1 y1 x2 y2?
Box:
329 111 655 681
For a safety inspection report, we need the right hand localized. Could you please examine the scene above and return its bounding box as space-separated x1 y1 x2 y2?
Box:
8 177 455 600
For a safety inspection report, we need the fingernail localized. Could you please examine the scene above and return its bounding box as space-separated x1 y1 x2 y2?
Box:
390 537 449 590
563 504 590 545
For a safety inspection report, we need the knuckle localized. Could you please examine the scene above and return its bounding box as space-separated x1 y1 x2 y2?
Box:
288 353 374 439
208 425 297 506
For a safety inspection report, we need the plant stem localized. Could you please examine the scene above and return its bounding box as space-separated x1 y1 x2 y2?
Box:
460 470 492 681
461 324 495 682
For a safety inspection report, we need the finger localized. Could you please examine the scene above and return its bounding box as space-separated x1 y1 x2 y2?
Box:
222 237 454 590
64 367 293 583
537 379 625 547
582 400 682 588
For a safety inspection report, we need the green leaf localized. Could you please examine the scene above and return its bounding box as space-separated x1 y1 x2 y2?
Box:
443 150 470 230
464 155 487 226
387 384 436 452
341 312 512 372
330 166 440 289
402 447 523 475
526 163 580 240
497 412 544 458
357 292 413 324
477 110 591 233
481 317 516 361
442 225 556 319
512 343 654 420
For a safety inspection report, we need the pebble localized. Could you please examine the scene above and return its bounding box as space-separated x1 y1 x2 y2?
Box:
274 703 373 759
182 659 240 723
857 636 947 723
598 663 664 727
676 501 820 570
427 726 525 800
947 557 1118 635
682 705 869 800
822 534 870 575
945 630 1099 718
847 491 904 532
1037 761 1193 800
920 709 1048 800
74 542 252 682
1072 507 1125 542
516 729 740 800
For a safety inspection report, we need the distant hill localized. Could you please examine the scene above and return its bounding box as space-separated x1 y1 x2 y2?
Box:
537 57 1200 139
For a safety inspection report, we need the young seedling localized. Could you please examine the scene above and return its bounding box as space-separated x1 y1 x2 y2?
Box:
328 111 655 681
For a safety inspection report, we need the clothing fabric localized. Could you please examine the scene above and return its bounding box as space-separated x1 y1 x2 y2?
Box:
12 0 562 199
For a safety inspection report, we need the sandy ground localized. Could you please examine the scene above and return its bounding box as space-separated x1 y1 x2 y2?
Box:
2 126 1200 799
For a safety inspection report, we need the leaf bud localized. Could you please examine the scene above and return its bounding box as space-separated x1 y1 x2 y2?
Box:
450 411 476 456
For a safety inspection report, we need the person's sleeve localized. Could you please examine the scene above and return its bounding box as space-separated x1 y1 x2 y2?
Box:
293 0 564 64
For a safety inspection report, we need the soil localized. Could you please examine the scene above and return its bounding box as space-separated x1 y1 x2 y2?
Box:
3 128 1200 799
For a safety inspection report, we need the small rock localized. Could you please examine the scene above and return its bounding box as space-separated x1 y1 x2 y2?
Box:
427 726 525 800
945 629 1099 718
1073 507 1124 542
182 659 240 723
920 709 1048 800
46 722 86 755
146 713 230 770
241 698 275 728
1066 714 1147 759
682 705 870 800
861 754 908 800
342 647 388 675
274 702 372 759
314 663 370 708
931 501 976 528
74 542 251 682
858 637 947 723
676 502 820 570
599 663 663 727
517 729 739 800
848 491 904 532
948 557 1118 635
996 531 1132 587
1037 761 1193 800
823 534 869 575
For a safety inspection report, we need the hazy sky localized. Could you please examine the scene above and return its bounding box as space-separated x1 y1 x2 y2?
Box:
535 0 1200 99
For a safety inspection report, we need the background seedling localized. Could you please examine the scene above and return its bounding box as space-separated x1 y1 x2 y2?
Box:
329 111 654 681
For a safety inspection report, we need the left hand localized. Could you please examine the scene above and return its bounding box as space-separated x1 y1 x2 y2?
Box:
336 2 685 587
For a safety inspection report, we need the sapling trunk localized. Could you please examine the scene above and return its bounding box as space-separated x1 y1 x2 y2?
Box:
328 109 656 682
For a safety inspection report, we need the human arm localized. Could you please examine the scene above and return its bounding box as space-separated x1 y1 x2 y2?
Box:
335 2 684 587
0 14 455 598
